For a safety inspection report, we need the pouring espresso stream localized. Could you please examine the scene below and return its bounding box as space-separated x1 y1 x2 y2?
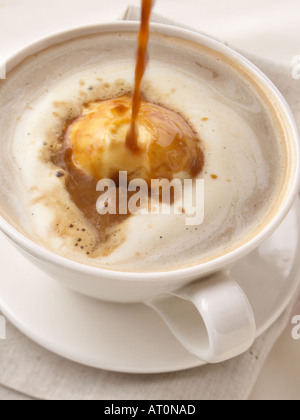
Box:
126 0 153 152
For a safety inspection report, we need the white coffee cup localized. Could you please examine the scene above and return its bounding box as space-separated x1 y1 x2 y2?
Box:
0 22 299 364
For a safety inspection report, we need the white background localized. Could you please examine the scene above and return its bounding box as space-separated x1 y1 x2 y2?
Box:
0 0 300 65
0 0 299 400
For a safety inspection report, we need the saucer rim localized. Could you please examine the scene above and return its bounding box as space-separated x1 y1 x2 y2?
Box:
0 200 299 374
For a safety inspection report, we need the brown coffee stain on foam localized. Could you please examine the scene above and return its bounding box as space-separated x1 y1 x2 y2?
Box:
53 101 67 108
30 186 98 256
30 170 128 258
195 61 220 79
26 103 34 111
115 79 126 87
50 80 132 123
39 79 136 258
52 147 131 253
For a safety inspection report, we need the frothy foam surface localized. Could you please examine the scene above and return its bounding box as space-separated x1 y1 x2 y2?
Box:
0 32 288 272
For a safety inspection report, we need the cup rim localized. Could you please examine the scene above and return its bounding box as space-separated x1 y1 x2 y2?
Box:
0 21 299 281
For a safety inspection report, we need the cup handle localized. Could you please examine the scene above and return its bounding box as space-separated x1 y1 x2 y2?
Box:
146 271 256 363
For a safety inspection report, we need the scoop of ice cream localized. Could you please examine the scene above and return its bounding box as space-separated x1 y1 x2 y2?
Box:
65 96 204 183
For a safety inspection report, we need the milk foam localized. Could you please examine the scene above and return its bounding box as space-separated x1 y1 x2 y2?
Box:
0 32 287 272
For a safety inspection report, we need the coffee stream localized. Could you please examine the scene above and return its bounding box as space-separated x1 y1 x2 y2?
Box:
126 0 153 152
52 0 204 253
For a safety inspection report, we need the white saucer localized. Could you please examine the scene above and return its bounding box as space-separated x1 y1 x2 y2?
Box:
0 200 299 374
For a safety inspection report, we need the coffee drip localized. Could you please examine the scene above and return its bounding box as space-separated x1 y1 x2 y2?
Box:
126 0 153 152
57 0 203 187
